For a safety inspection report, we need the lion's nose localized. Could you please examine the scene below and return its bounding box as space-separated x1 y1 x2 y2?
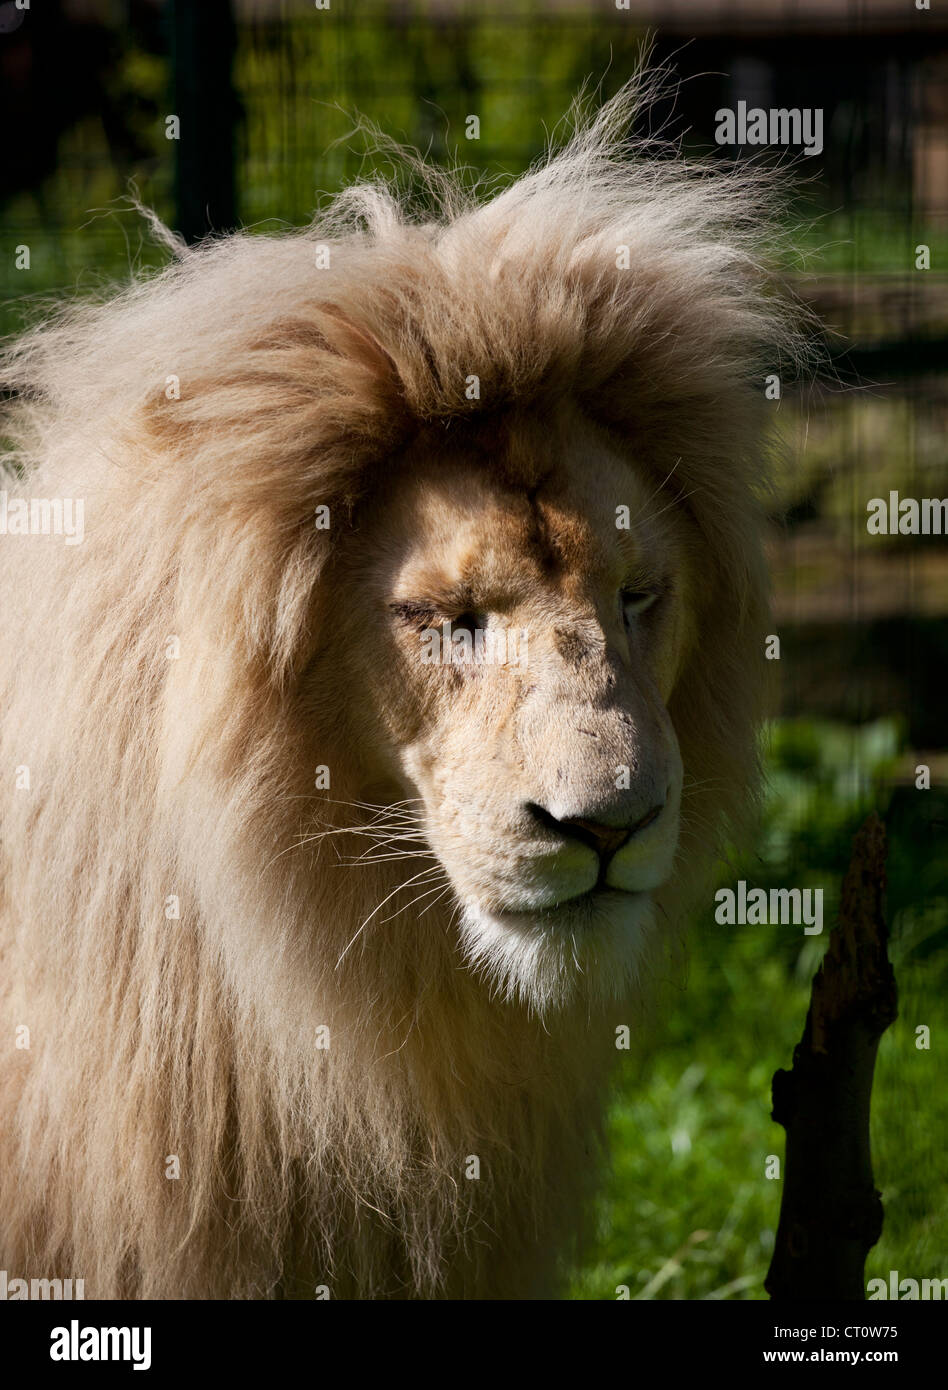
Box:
527 802 665 861
560 817 631 857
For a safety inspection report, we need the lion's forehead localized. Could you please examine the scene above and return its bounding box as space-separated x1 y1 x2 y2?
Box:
393 491 611 609
386 428 658 607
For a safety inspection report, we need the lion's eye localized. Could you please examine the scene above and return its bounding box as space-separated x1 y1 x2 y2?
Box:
620 588 659 626
389 600 437 630
450 610 486 637
389 601 487 636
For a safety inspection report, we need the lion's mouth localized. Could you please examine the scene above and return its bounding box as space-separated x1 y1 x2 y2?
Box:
456 887 662 1008
490 886 649 925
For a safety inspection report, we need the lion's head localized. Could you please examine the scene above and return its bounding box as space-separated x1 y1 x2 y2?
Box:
3 92 793 1029
318 401 693 1007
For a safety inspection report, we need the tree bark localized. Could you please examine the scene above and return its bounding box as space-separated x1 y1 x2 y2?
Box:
765 812 898 1300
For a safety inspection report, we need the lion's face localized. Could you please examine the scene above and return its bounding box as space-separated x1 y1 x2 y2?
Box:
323 402 698 1006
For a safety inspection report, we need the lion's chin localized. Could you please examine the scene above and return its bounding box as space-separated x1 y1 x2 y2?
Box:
457 889 659 1013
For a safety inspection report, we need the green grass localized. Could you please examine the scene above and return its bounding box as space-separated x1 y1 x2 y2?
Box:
571 719 948 1299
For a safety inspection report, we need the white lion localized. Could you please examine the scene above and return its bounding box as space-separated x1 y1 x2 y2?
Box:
0 79 800 1298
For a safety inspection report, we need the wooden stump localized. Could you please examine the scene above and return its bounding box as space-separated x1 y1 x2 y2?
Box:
765 812 898 1300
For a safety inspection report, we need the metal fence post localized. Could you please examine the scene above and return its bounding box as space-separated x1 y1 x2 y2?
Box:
169 0 240 244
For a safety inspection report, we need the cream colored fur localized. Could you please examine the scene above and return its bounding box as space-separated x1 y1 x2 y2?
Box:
0 78 802 1298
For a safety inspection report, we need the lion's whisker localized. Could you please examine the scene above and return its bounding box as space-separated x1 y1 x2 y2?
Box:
417 885 454 919
335 866 445 968
625 455 682 529
379 877 451 924
336 851 435 866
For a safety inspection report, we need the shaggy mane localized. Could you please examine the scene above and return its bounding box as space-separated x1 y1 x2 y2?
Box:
0 73 803 1299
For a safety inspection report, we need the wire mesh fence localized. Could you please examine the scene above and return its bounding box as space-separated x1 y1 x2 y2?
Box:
2 4 947 282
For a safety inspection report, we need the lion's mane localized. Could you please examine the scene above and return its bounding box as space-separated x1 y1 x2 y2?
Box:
0 79 802 1298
